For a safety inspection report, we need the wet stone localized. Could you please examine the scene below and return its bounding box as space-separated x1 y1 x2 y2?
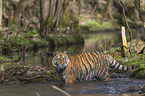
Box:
129 86 138 92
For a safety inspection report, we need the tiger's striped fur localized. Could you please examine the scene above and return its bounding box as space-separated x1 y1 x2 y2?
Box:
52 51 138 83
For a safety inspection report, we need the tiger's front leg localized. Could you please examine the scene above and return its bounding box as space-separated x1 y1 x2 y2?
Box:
65 74 75 83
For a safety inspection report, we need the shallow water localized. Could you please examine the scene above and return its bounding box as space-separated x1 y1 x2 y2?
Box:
0 78 143 96
60 78 144 96
0 82 65 96
0 31 144 96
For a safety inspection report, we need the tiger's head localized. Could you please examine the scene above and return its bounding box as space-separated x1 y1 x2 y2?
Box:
52 51 69 73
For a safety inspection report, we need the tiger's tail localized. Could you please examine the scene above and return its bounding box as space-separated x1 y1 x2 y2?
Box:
108 55 139 71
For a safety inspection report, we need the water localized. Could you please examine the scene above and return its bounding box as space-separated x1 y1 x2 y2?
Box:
0 31 144 96
60 78 144 96
0 82 65 96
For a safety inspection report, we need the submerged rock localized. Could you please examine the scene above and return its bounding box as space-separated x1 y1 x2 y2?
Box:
139 85 145 91
129 86 138 92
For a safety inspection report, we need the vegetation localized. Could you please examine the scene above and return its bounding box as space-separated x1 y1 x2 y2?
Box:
107 38 145 79
116 54 145 79
86 19 120 31
79 0 144 32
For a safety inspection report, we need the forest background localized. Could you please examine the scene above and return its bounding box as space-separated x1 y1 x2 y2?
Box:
0 0 144 59
0 0 144 36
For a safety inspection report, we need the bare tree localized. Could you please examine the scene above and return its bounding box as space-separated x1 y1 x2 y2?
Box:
3 0 72 37
134 0 145 22
37 0 71 37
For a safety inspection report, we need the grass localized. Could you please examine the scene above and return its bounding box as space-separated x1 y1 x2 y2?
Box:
85 19 120 31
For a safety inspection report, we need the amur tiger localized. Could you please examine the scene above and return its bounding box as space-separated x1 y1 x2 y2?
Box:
52 51 139 83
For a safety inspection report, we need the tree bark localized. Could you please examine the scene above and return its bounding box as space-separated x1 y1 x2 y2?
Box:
0 0 2 27
106 0 114 19
134 0 140 11
14 0 27 25
39 0 44 37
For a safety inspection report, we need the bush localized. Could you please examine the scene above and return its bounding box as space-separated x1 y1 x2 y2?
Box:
0 34 33 52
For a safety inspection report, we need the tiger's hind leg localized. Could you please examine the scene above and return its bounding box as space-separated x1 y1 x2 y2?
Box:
94 71 111 81
103 72 111 81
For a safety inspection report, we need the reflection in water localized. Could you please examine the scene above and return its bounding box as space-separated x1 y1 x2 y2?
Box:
53 44 84 55
83 32 121 52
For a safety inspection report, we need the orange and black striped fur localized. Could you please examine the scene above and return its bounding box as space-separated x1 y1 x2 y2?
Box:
52 51 139 83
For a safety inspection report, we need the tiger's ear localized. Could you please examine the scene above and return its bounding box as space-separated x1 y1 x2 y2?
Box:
63 51 67 54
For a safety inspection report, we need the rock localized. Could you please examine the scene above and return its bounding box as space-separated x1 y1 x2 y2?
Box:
128 39 145 54
139 84 145 95
139 85 145 91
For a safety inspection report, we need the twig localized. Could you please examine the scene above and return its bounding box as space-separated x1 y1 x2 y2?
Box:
52 85 71 96
111 71 134 82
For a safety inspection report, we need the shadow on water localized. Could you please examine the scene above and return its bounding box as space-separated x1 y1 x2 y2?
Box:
0 31 144 96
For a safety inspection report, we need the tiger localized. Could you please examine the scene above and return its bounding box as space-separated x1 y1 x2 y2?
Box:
52 51 139 83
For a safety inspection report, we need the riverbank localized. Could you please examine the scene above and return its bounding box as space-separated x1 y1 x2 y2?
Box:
108 38 145 79
0 30 84 54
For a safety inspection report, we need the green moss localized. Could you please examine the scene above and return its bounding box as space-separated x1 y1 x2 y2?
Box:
62 8 71 28
62 8 80 32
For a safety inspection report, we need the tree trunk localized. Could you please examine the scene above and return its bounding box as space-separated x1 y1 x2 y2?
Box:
0 0 2 27
106 0 114 19
134 0 145 22
134 0 140 11
14 0 27 25
38 0 71 37
39 0 44 37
